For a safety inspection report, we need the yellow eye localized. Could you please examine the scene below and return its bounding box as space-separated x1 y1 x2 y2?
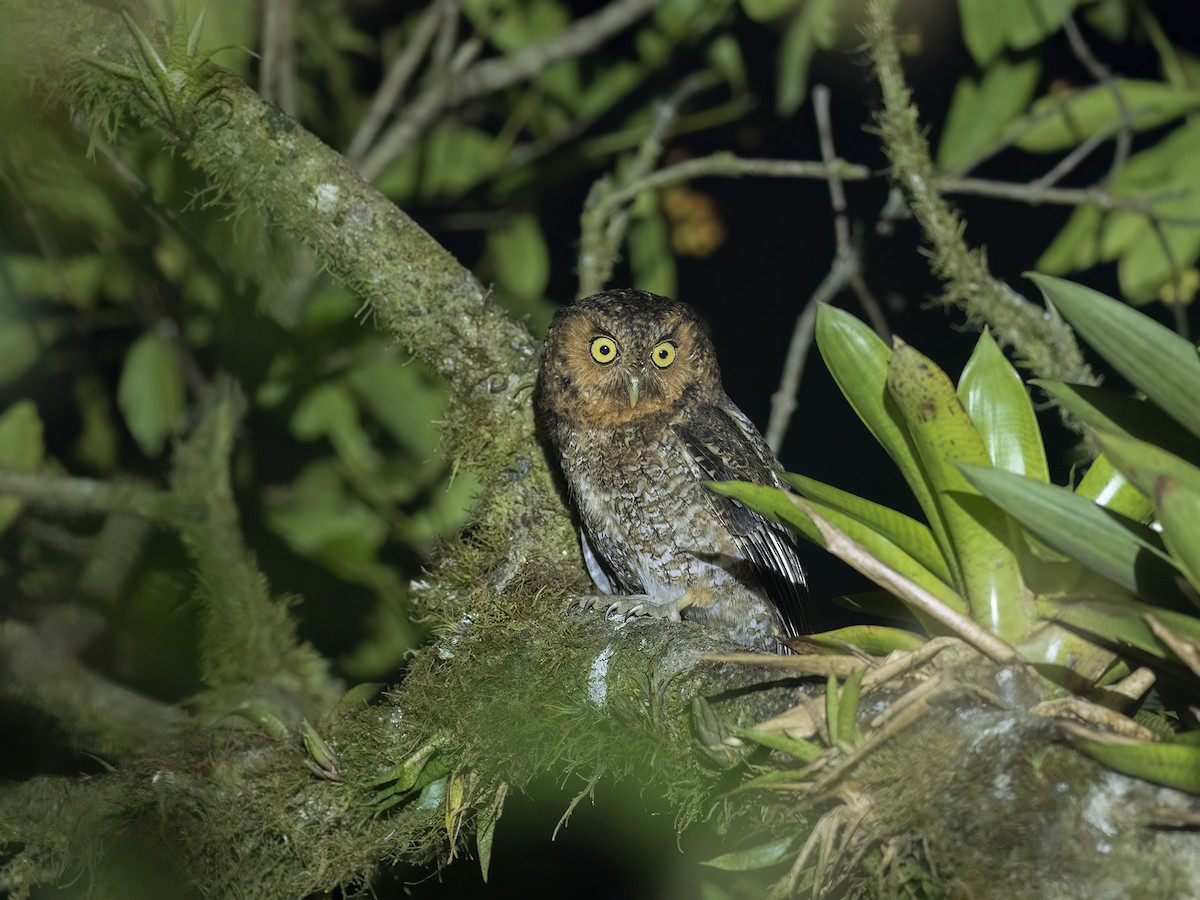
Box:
650 341 677 368
589 336 620 365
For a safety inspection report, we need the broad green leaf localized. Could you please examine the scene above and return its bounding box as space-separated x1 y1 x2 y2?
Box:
117 331 185 457
628 207 677 299
815 306 951 578
957 463 1180 600
706 35 747 94
73 374 119 474
1050 596 1200 665
1033 381 1200 465
487 214 550 302
937 59 1041 173
799 625 925 656
706 482 964 618
1094 431 1200 501
888 340 1027 640
1083 0 1129 41
739 0 796 22
775 0 836 117
958 331 1049 483
1156 479 1200 595
1117 203 1200 302
1037 205 1103 275
0 401 45 532
702 837 795 871
1010 80 1200 152
782 472 951 583
1075 454 1154 522
0 317 40 387
1076 739 1200 794
1006 0 1083 49
956 0 1006 65
1017 619 1116 684
1028 274 1200 439
346 359 444 459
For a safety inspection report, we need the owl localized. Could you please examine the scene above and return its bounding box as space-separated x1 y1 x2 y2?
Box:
536 289 808 650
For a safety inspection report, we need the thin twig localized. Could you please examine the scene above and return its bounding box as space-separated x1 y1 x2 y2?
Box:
360 0 664 181
592 155 870 222
934 176 1200 223
347 1 444 165
1061 13 1132 185
260 0 298 116
766 86 877 453
0 468 175 523
577 73 715 297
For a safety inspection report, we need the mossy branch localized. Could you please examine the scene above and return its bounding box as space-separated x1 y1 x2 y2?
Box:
863 0 1097 389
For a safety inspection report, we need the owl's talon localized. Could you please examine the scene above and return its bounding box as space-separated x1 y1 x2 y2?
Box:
605 595 681 622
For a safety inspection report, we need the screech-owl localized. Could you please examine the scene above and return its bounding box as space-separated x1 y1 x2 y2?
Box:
536 289 808 650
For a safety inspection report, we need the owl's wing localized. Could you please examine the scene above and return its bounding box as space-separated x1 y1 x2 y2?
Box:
673 400 809 636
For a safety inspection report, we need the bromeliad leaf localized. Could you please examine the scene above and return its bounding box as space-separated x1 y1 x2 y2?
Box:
956 462 1182 601
706 481 965 619
887 339 1027 640
1155 479 1200 595
815 305 951 576
701 836 796 871
1074 737 1200 795
1074 454 1154 522
1028 274 1200 439
958 330 1049 483
782 472 952 583
1050 596 1200 664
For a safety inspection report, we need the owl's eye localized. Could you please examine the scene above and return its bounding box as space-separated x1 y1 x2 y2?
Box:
589 336 620 364
650 341 677 369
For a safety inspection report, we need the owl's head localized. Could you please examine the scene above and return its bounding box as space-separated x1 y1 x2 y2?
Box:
537 289 722 430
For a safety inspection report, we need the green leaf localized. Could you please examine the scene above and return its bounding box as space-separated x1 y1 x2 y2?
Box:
775 0 837 117
782 472 952 583
815 305 951 577
628 206 677 299
730 725 824 763
739 0 796 22
1094 431 1200 502
476 784 507 883
0 400 45 532
1083 0 1129 42
1033 380 1200 465
937 58 1041 173
117 332 185 457
706 482 964 619
1075 739 1200 794
1050 596 1200 664
958 331 1049 483
799 625 926 656
706 36 746 94
1010 80 1200 152
1156 479 1200 594
73 374 119 474
0 317 41 387
701 836 795 871
487 213 550 301
1036 204 1103 275
1074 454 1154 522
887 340 1027 639
835 668 863 750
957 463 1180 599
1028 274 1200 439
956 0 1007 66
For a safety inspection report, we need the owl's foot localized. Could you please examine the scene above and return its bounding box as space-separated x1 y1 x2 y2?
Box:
572 593 682 622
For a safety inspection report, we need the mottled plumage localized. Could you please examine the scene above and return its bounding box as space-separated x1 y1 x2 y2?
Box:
536 289 808 650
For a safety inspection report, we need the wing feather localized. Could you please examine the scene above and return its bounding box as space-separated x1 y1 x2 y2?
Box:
673 399 809 635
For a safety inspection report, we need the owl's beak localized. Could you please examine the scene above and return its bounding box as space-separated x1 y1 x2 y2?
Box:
628 376 640 408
